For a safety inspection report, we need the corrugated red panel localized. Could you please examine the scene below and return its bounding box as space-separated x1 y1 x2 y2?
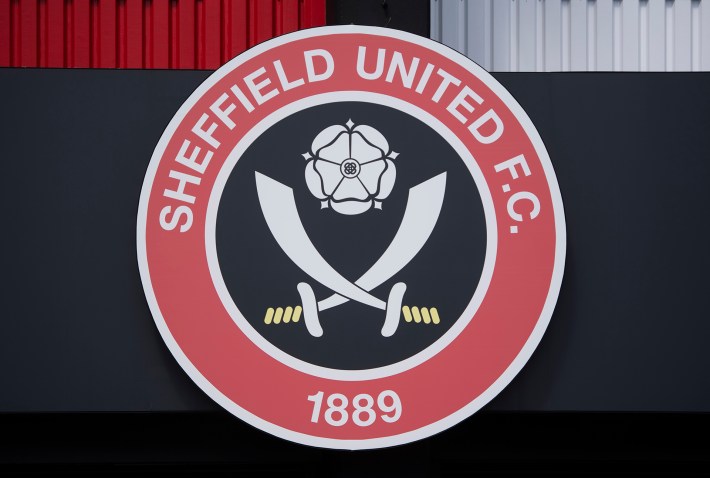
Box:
0 0 325 69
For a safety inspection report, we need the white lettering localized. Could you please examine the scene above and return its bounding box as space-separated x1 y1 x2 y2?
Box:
507 191 541 221
159 205 193 232
356 46 386 80
446 85 483 123
469 109 504 144
431 69 461 103
385 51 420 89
210 93 236 130
304 49 334 82
494 154 531 179
175 139 213 175
244 67 279 105
273 59 305 91
192 113 220 149
414 63 435 94
163 170 201 204
230 83 255 113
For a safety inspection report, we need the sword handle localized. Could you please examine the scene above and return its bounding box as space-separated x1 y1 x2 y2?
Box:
261 284 323 338
402 306 440 325
382 282 406 337
263 306 302 325
297 282 323 337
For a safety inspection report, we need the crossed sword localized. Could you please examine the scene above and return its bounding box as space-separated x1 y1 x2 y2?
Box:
255 171 446 338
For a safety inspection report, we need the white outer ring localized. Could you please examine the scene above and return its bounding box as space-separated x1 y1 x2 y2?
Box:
137 25 567 450
205 92 497 381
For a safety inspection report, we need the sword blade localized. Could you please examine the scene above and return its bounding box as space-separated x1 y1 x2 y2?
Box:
318 172 447 311
255 172 386 310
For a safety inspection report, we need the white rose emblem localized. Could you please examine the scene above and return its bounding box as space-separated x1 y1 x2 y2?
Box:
303 120 398 215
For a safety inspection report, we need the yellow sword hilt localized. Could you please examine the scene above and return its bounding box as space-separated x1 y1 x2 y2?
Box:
263 305 439 327
402 306 441 325
263 306 302 325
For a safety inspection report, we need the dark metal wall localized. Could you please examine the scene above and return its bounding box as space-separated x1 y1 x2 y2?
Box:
1 69 709 414
326 0 429 34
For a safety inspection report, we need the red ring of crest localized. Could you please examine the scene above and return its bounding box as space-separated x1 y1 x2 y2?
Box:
138 26 565 449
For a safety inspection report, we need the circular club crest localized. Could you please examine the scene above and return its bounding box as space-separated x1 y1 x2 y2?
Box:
137 26 565 449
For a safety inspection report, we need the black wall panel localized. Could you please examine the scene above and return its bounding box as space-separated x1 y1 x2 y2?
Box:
1 70 709 414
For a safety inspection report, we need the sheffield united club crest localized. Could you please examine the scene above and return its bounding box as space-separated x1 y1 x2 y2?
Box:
138 26 566 449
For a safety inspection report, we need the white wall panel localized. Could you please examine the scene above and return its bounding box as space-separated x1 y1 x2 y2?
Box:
622 0 640 70
431 0 442 45
493 0 512 70
640 0 649 70
431 0 710 71
648 0 666 71
674 0 693 69
693 0 702 69
545 0 563 70
587 0 597 70
613 0 623 70
562 0 572 69
510 0 519 70
596 0 615 70
467 0 493 70
570 0 588 70
518 0 538 71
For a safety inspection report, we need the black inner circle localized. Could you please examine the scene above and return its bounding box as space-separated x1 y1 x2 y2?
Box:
216 101 486 371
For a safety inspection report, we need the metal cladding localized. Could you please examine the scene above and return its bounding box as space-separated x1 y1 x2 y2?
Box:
431 0 710 72
0 0 325 69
